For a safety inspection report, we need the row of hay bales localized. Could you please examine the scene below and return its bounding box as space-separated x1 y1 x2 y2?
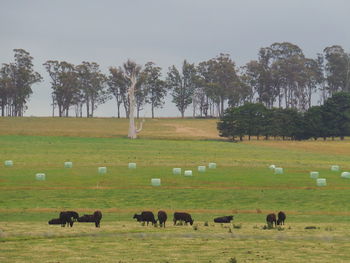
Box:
3 160 217 186
269 163 350 187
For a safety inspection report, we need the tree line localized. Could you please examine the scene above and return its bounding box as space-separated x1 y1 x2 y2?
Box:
217 92 350 141
0 42 349 117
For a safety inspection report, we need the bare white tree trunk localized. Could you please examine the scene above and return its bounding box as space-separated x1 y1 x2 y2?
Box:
126 68 144 139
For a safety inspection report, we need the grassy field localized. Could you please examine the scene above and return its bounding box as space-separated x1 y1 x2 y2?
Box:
1 117 350 262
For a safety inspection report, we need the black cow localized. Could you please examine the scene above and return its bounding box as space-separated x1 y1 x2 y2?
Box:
173 212 194 226
94 210 102 227
157 210 167 228
60 211 79 221
77 210 102 228
214 215 234 223
48 218 63 225
266 213 277 227
59 212 74 227
133 211 157 225
277 211 286 225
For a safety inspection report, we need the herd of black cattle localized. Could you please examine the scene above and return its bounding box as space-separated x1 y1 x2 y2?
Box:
48 211 102 228
48 210 286 228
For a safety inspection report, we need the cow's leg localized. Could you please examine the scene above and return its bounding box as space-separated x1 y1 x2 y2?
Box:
173 219 176 226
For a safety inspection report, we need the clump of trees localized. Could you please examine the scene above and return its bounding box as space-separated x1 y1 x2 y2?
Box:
0 49 42 116
217 92 350 141
1 43 349 118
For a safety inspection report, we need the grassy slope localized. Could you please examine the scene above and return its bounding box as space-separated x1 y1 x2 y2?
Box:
1 117 350 262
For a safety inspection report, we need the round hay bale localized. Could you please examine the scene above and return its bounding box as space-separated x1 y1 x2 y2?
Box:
184 170 193 176
172 168 181 175
341 172 350 179
331 165 340 172
35 173 46 181
310 171 319 179
151 178 161 186
274 167 283 175
4 160 13 167
198 166 206 172
64 162 73 168
128 163 136 169
316 178 327 186
98 167 107 174
208 163 217 169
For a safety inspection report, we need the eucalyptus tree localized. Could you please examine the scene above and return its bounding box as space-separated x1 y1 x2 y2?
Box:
167 60 197 118
243 47 279 108
142 62 166 118
207 54 241 116
0 64 11 116
43 60 79 117
197 60 219 117
76 62 109 117
323 45 350 96
0 49 42 116
108 67 129 118
123 60 144 139
269 42 306 109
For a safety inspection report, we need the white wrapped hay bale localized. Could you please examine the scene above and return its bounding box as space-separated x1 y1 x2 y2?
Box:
208 163 217 169
151 178 161 186
310 171 319 179
173 168 181 175
4 160 13 167
341 172 350 179
274 167 283 175
269 164 276 170
331 165 340 172
184 170 193 176
98 167 107 174
198 166 206 172
36 173 46 181
316 178 327 186
64 162 73 168
128 163 136 169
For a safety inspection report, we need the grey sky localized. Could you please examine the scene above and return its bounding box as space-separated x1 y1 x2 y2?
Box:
1 0 349 117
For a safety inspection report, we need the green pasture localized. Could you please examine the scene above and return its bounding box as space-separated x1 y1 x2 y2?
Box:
1 118 350 262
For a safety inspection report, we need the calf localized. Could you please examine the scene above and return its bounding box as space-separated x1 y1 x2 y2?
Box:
266 213 277 228
277 211 286 225
214 215 234 223
157 210 167 228
173 212 194 226
133 211 157 225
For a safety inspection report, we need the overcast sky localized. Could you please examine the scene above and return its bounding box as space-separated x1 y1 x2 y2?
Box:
1 0 349 117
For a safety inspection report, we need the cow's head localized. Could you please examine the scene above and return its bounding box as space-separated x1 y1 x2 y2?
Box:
190 219 194 225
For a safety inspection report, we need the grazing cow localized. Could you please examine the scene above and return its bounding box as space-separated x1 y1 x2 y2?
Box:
157 210 167 228
266 213 277 227
48 218 63 225
59 212 74 227
277 211 286 225
77 211 103 228
133 214 142 222
214 215 234 223
173 212 194 226
94 210 102 227
60 211 79 221
133 211 157 225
